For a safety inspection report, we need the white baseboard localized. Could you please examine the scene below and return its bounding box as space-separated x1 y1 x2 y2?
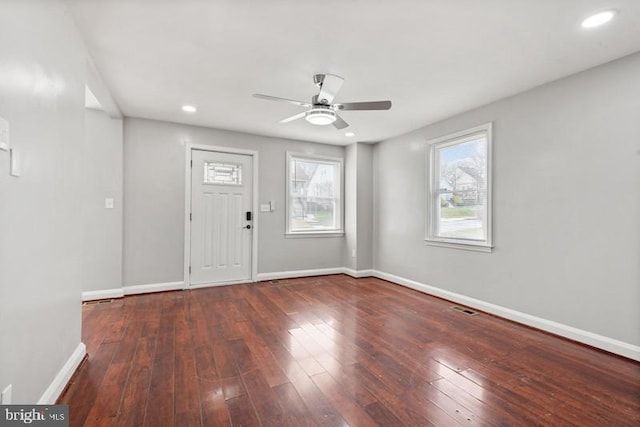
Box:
372 270 640 361
83 281 185 300
124 281 184 296
82 288 124 302
189 279 253 289
343 268 374 278
38 342 86 404
257 268 344 282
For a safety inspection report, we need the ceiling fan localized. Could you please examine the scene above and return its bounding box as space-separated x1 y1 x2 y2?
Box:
252 74 392 129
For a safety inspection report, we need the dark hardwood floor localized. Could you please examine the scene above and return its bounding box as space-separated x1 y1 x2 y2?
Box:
59 275 640 426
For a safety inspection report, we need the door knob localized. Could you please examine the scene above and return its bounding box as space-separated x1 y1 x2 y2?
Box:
245 224 251 229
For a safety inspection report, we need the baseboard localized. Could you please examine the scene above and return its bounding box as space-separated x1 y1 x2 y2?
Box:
38 342 86 404
83 281 186 299
82 288 124 302
343 268 374 278
257 268 345 282
372 270 640 361
189 279 253 289
124 281 184 295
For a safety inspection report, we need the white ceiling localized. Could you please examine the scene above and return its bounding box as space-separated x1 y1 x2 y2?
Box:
68 0 640 146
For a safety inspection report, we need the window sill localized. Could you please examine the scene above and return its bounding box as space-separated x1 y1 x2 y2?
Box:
425 239 493 253
286 231 345 239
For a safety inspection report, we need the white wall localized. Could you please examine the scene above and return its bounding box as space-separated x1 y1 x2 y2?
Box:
82 109 123 292
0 0 87 403
123 117 346 286
373 53 640 348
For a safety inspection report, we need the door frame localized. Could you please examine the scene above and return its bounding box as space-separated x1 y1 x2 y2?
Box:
183 143 259 288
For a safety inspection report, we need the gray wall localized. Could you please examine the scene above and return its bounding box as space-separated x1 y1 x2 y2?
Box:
356 143 374 271
0 0 86 402
82 109 123 292
344 144 357 270
123 117 346 286
343 143 375 271
373 53 640 346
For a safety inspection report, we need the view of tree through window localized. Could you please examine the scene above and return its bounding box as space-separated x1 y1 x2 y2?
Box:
437 137 487 239
427 123 492 249
287 154 342 233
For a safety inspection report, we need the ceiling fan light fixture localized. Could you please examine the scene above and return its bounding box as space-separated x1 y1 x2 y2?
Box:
305 108 336 125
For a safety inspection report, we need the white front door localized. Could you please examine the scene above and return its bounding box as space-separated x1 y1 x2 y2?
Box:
190 149 253 286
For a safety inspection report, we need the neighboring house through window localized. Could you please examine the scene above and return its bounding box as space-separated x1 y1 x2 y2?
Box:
426 123 493 251
286 152 343 235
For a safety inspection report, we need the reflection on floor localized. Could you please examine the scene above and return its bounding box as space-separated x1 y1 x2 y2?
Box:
60 275 640 426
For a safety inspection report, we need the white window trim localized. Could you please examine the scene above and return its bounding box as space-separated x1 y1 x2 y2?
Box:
286 152 344 237
425 122 493 252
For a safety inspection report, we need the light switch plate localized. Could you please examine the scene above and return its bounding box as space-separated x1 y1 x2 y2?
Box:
0 116 8 151
260 203 270 212
9 149 20 177
105 198 114 209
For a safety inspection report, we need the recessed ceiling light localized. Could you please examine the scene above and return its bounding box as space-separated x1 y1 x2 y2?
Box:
182 105 197 113
345 132 355 137
581 10 616 29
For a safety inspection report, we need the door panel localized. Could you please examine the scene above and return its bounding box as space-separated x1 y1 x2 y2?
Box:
190 149 253 285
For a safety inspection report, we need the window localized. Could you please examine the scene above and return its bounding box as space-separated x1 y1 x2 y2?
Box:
286 153 343 235
203 162 242 185
426 123 492 251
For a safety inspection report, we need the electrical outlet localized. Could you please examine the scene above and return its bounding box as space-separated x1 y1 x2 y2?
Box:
1 384 12 404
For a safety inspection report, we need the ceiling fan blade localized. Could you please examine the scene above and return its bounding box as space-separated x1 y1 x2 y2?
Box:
279 111 306 124
334 100 392 111
317 74 344 105
332 115 349 130
253 94 311 108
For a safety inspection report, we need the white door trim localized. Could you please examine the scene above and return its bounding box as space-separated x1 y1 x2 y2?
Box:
184 143 259 288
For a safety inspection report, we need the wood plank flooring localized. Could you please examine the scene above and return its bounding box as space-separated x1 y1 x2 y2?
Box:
59 275 640 426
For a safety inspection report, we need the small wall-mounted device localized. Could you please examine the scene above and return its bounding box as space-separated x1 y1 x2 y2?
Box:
0 116 9 152
259 201 276 213
9 149 20 177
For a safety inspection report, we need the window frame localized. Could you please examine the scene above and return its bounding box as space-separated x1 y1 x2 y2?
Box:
285 152 344 237
425 122 493 252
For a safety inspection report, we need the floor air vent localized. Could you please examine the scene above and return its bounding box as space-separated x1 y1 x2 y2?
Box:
83 299 114 306
451 306 478 316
